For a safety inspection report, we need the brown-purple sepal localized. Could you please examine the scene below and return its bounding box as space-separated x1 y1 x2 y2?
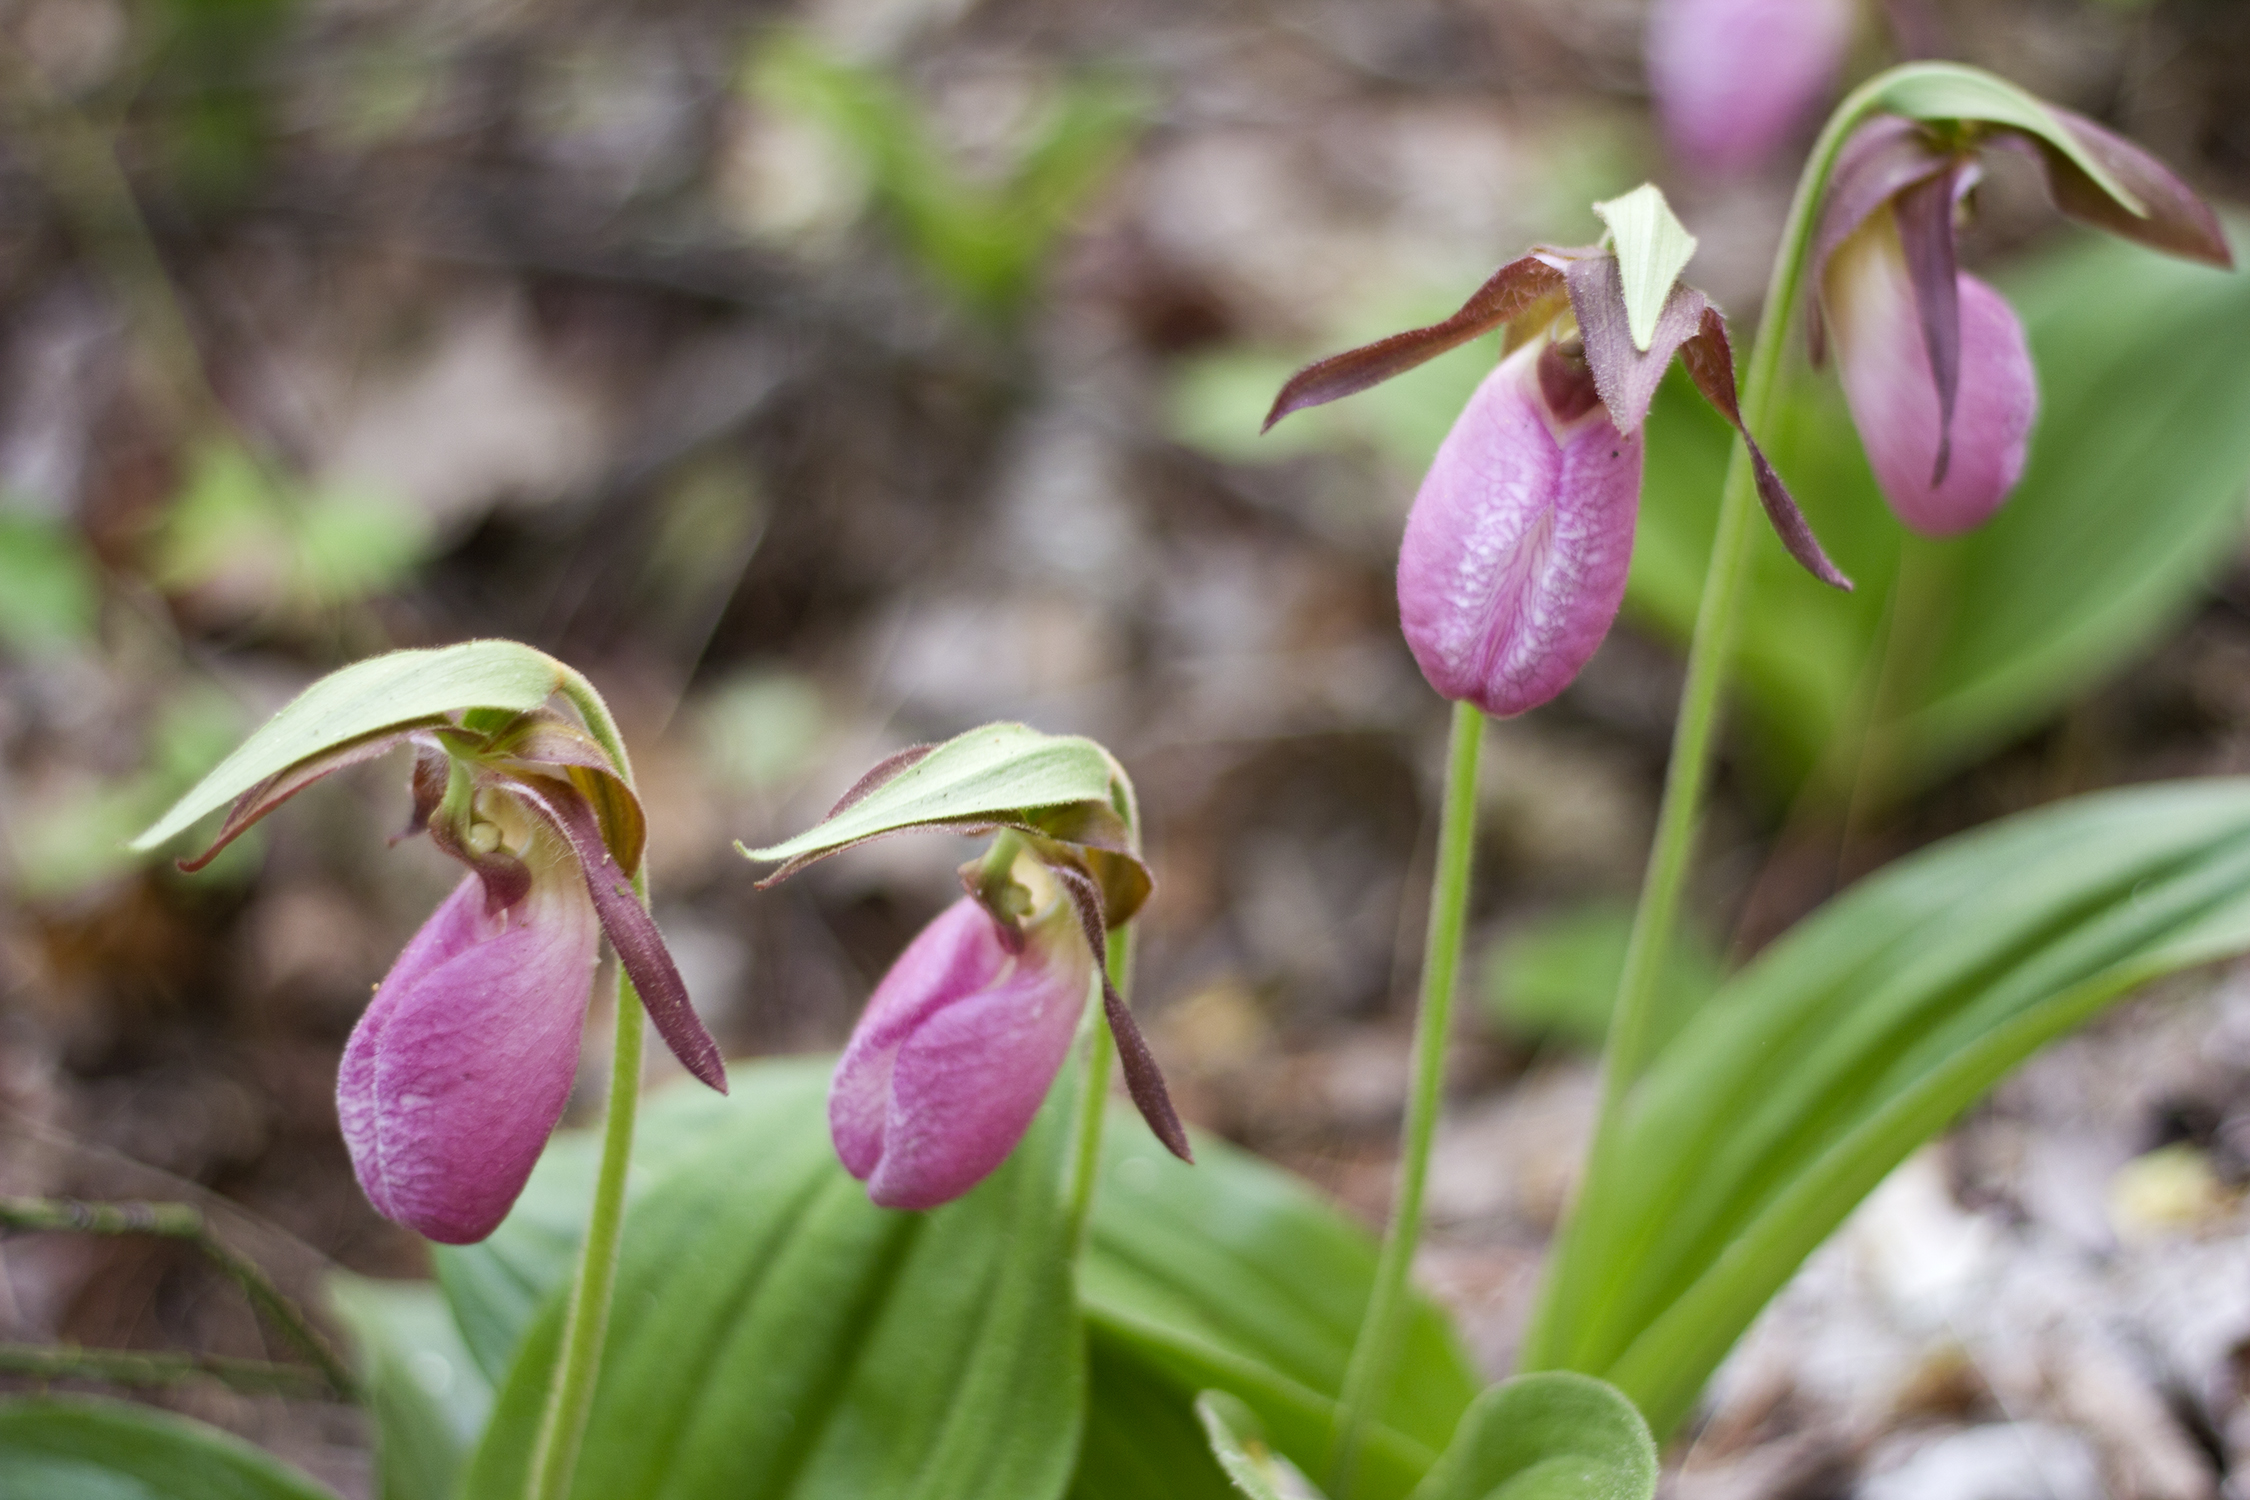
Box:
1679 307 1854 592
1891 165 1964 484
1261 253 1571 431
2015 107 2232 270
177 720 448 874
398 745 449 846
1807 117 1959 362
1564 256 1710 435
509 773 728 1095
1049 863 1191 1165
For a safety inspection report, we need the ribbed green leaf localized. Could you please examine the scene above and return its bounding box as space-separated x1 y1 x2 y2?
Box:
436 1063 1480 1500
1080 1127 1478 1486
1408 1374 1655 1500
1069 1334 1241 1500
0 1396 342 1499
460 1059 1082 1500
130 641 566 854
432 1079 740 1382
1523 779 2250 1434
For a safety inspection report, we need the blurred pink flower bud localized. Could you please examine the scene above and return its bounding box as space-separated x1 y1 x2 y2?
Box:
830 890 1094 1211
1396 336 1645 718
336 824 600 1245
1824 211 2037 534
1647 0 1857 175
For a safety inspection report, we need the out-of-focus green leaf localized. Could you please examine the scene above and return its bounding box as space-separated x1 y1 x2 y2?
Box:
328 1274 492 1500
746 33 1143 319
1483 902 1722 1052
460 1059 1083 1500
0 503 98 650
130 641 566 855
151 443 429 617
1407 1374 1655 1500
0 1395 341 1499
1523 779 2250 1435
697 669 829 798
12 686 251 900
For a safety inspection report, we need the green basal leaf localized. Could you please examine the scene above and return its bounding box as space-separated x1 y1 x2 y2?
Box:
130 641 567 855
0 503 99 651
1523 779 2250 1435
1591 186 1697 354
1867 63 2141 215
1081 1125 1478 1476
1196 1392 1309 1500
433 1076 739 1382
459 1059 1082 1500
435 1062 1479 1500
1088 1304 1436 1500
1071 1339 1243 1500
1407 1374 1655 1500
0 1395 343 1499
328 1274 493 1500
1483 902 1722 1052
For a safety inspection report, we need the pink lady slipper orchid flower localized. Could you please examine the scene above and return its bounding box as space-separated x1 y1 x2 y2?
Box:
828 838 1187 1209
831 869 1093 1210
747 733 1187 1210
1267 194 1851 717
1809 109 2232 535
1647 0 1858 176
177 708 725 1243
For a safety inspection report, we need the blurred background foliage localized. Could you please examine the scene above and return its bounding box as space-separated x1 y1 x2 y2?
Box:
4 0 2250 1489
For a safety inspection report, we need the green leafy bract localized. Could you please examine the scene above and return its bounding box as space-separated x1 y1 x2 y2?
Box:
1522 779 2250 1435
459 1060 1082 1500
1591 186 1697 354
1407 1375 1656 1500
0 1395 343 1499
741 721 1151 921
130 641 567 854
1867 63 2139 213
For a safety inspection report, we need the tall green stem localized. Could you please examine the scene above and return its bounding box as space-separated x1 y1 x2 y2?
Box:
1521 68 1921 1374
1066 767 1142 1251
1330 700 1483 1495
525 670 651 1500
1064 930 1129 1251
